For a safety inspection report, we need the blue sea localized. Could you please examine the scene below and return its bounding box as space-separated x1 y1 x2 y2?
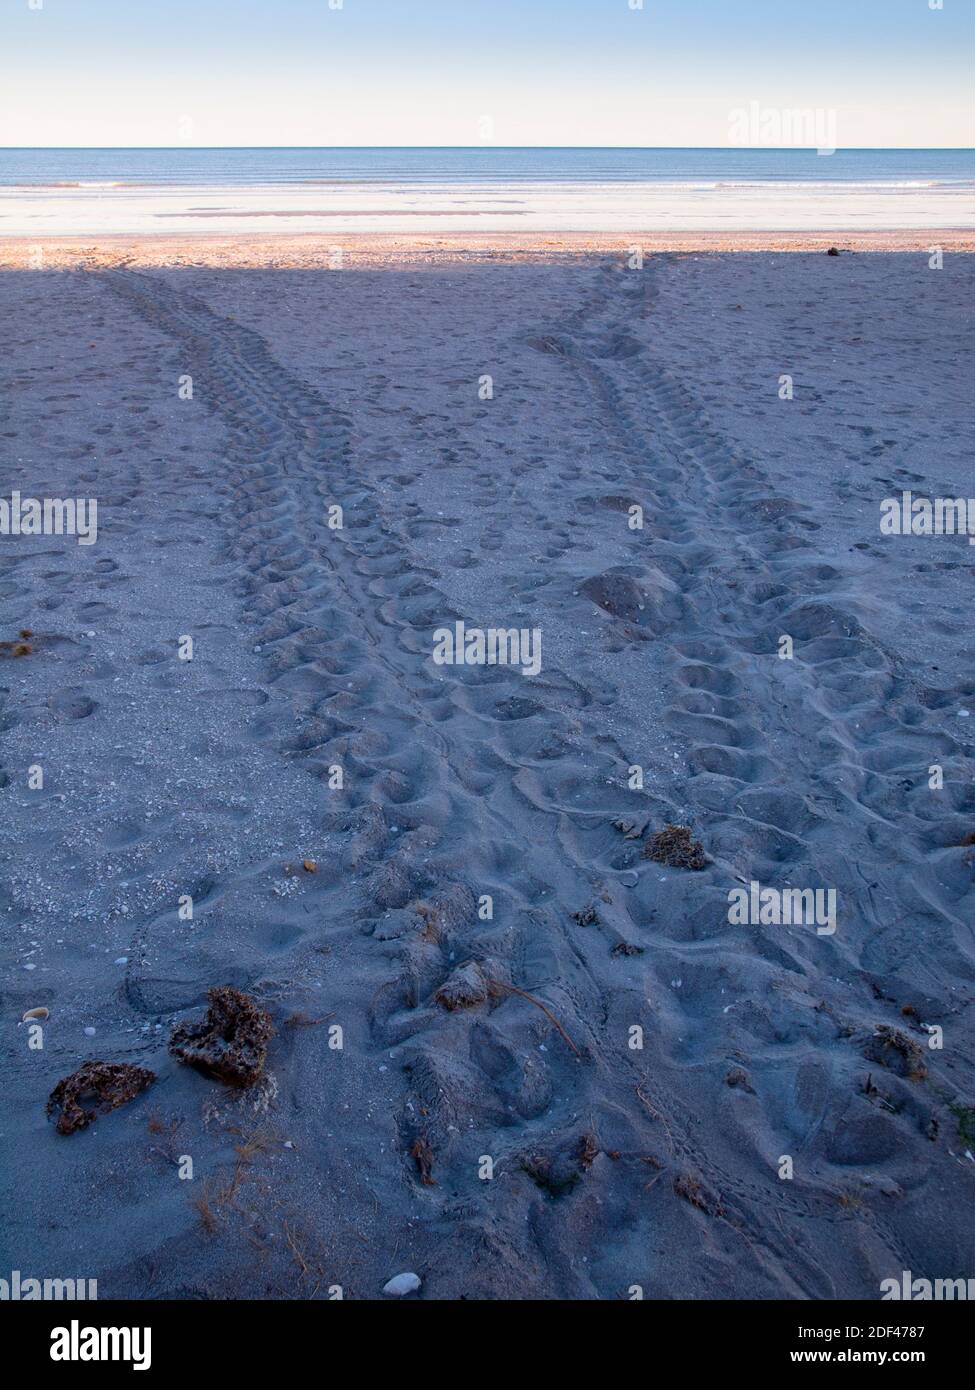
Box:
2 146 973 187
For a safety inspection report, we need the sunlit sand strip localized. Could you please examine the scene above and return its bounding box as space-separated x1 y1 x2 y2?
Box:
1 228 974 270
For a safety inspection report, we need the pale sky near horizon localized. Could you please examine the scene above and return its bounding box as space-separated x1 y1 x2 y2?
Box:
1 0 972 149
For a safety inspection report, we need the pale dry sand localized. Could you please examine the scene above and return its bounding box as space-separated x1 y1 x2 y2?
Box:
1 228 974 272
1 247 974 1300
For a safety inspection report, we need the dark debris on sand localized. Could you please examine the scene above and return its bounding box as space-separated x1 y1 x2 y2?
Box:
643 824 708 871
410 1135 437 1186
673 1172 724 1216
434 960 490 1011
169 985 273 1088
572 903 601 926
47 1060 155 1136
521 1131 599 1197
863 1025 928 1081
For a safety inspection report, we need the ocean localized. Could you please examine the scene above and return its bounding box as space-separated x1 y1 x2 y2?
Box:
1 147 973 235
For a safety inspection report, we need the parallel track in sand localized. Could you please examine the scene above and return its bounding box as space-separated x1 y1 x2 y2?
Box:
92 259 975 1298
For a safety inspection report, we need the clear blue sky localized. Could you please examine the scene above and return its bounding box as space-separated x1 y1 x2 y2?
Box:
1 0 972 147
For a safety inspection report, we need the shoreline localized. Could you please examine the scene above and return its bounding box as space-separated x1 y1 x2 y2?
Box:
1 228 973 269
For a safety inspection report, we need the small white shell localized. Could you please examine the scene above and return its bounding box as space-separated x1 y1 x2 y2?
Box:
382 1272 421 1297
22 1007 49 1022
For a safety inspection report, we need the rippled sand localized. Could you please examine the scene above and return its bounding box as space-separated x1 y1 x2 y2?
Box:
2 249 974 1299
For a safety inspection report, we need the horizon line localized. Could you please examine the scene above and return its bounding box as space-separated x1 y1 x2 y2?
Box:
2 144 974 153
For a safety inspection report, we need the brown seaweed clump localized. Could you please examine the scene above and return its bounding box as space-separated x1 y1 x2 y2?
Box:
643 824 707 871
411 1136 437 1186
169 986 273 1087
522 1132 599 1197
673 1172 724 1216
433 960 490 1011
572 904 601 927
47 1060 155 1136
863 1025 928 1082
577 1132 599 1171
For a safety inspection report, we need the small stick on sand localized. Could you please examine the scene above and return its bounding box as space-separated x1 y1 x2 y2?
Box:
635 1084 661 1120
488 979 581 1057
635 1084 677 1157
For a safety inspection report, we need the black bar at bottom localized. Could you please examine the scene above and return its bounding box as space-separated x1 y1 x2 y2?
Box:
2 1297 970 1373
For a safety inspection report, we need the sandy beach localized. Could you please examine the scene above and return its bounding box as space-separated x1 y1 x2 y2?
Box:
1 241 973 1300
1 228 974 271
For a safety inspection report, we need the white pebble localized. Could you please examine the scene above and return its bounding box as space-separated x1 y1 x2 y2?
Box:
382 1272 421 1298
84 1026 96 1036
959 709 970 718
114 957 128 965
